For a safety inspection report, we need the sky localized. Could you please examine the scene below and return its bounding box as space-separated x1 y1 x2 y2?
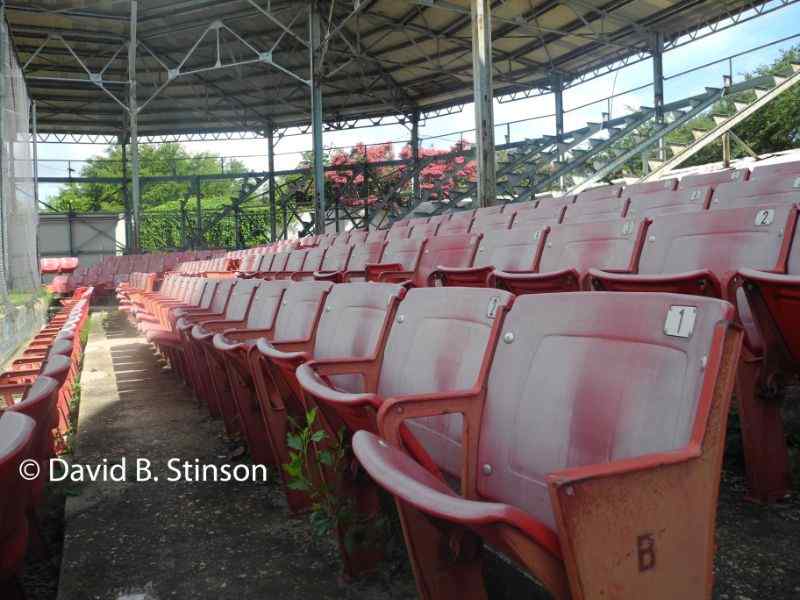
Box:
34 2 800 202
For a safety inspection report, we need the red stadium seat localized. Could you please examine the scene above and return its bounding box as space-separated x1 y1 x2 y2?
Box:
512 203 566 227
289 247 328 281
626 187 711 218
575 184 622 202
561 196 629 224
250 282 404 513
352 292 742 600
623 178 678 195
749 160 800 180
678 168 749 189
469 213 514 234
408 222 440 239
211 281 331 467
0 411 36 598
709 174 800 209
363 237 426 283
316 241 386 283
491 219 647 295
378 234 481 287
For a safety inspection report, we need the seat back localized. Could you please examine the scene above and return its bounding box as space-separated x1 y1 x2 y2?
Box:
710 175 800 209
626 187 711 217
347 242 386 272
318 245 353 273
347 230 368 245
387 226 412 240
378 288 514 475
477 292 735 528
562 196 629 224
623 178 678 195
635 204 798 278
185 278 209 306
750 160 800 180
238 254 260 273
245 281 291 329
412 234 481 286
512 203 565 227
380 238 426 272
473 227 547 271
474 205 505 218
301 247 326 273
7 377 59 474
409 223 440 240
282 250 308 273
206 278 236 314
365 229 388 244
575 184 622 202
330 232 351 247
272 281 333 342
195 279 219 310
313 283 405 391
437 219 472 236
267 251 291 274
538 219 647 275
678 168 749 189
470 213 514 234
221 279 260 321
0 411 35 561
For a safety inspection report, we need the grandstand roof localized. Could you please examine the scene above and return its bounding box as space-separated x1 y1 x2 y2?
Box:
4 0 789 139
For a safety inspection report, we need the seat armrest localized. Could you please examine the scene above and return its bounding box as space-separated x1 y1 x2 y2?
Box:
296 363 381 409
489 268 582 295
376 270 414 285
218 328 274 342
195 319 247 333
428 265 494 287
313 270 346 283
364 262 404 282
255 337 313 361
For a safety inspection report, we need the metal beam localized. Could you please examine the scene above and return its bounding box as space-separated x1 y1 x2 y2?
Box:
411 110 421 205
470 0 496 208
128 1 141 253
652 31 665 161
310 0 326 234
268 126 277 242
553 73 564 192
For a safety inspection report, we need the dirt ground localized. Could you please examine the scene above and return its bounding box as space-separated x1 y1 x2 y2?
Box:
18 310 800 599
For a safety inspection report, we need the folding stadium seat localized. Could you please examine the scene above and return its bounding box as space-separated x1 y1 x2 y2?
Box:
311 244 353 280
749 159 800 180
473 205 505 218
561 195 629 224
363 237 426 283
376 234 481 287
184 279 263 425
351 291 742 600
296 286 514 504
623 177 678 195
235 253 264 278
211 281 331 466
256 250 291 280
626 187 711 218
590 204 800 503
250 282 404 513
266 250 310 280
469 212 514 234
492 219 648 295
709 174 800 209
314 241 386 283
329 232 351 247
408 222 440 239
427 214 451 226
288 247 328 281
0 411 36 599
678 168 749 189
575 183 622 202
431 227 548 287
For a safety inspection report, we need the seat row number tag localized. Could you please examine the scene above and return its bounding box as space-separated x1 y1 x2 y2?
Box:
755 209 774 226
664 306 696 338
487 297 500 319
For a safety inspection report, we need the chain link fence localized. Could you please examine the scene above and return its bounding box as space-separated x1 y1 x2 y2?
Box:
0 18 39 304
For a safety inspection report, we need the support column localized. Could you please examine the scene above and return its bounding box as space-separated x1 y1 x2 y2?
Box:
471 0 496 208
309 1 326 235
411 110 421 205
120 140 131 252
128 1 141 253
652 31 665 161
553 74 565 192
32 101 41 282
194 178 202 249
267 126 277 242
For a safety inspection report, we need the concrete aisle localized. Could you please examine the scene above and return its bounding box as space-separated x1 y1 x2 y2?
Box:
56 310 415 600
